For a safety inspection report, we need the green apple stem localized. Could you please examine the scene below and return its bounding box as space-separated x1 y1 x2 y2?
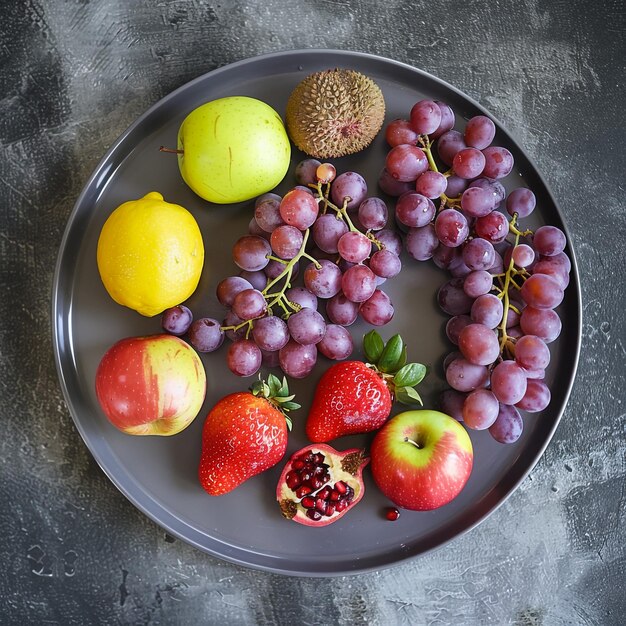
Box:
159 146 184 155
404 436 423 449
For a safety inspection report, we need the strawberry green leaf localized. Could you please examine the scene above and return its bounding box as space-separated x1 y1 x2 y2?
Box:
378 334 404 373
267 373 282 396
278 376 290 397
280 401 301 412
284 415 293 431
363 330 384 363
396 345 407 371
393 363 427 388
395 386 423 406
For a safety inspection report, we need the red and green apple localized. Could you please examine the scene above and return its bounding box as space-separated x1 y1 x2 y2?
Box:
370 410 473 510
95 334 206 436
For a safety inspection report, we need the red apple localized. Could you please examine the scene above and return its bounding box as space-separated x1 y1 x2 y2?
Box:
95 334 206 436
370 410 473 510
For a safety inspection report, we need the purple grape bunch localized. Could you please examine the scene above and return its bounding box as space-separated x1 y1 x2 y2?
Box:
171 160 401 379
382 101 570 444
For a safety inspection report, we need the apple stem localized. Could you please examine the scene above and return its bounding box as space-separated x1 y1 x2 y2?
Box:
404 436 422 449
159 146 184 155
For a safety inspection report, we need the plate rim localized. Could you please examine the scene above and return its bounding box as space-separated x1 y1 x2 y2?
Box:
51 48 582 577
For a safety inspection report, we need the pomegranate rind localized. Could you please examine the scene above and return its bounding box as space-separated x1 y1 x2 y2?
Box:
276 443 369 526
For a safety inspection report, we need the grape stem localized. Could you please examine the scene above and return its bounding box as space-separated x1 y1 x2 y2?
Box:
418 135 461 210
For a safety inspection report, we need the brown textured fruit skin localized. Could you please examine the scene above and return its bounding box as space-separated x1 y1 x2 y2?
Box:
286 68 385 159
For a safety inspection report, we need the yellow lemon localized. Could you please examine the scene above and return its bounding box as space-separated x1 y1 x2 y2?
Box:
97 192 204 317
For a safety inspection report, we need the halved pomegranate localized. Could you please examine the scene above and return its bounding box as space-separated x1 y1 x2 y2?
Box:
276 443 369 526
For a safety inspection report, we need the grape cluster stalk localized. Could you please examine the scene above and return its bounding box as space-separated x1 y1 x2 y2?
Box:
381 101 571 444
166 160 404 379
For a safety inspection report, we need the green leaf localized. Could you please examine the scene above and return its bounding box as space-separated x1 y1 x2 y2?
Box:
363 330 384 363
395 386 423 406
378 334 404 373
267 374 281 397
284 415 293 432
393 363 427 388
278 376 289 397
280 401 301 412
396 345 407 371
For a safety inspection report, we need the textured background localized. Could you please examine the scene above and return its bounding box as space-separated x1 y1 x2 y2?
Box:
1 0 625 624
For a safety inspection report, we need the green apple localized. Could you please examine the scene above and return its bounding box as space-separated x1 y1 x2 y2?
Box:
176 96 291 204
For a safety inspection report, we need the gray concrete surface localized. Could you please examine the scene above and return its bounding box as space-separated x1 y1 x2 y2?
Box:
1 0 624 624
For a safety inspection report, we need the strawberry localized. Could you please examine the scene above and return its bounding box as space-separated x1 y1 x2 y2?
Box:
306 331 427 442
198 374 299 496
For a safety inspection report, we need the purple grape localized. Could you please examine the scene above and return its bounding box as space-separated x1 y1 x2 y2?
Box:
264 258 296 281
303 259 343 299
475 211 509 244
514 335 550 370
446 314 472 345
461 186 495 218
249 216 270 239
520 274 564 309
317 324 353 360
446 358 490 392
222 310 246 342
462 388 499 429
216 276 253 308
395 192 436 228
187 317 224 353
312 213 349 254
415 170 448 199
375 229 403 256
533 259 570 289
254 197 285 233
255 192 281 207
506 188 536 218
341 264 377 303
385 119 419 147
511 244 535 268
453 148 486 179
445 174 469 199
280 188 319 230
359 289 394 326
438 277 474 315
410 99 442 134
435 209 469 248
161 305 193 336
331 172 368 210
337 231 371 263
439 389 467 421
232 235 271 271
533 225 566 257
252 316 289 352
458 323 500 365
469 178 506 208
443 350 462 372
385 145 429 182
369 249 401 278
516 379 551 413
287 308 326 345
482 146 514 179
464 116 496 150
489 404 523 444
491 360 528 405
437 130 467 166
358 197 388 230
270 225 303 259
405 224 437 261
279 340 317 379
227 339 262 377
463 270 493 298
285 286 318 311
295 158 322 186
326 291 359 326
232 288 267 321
432 244 463 271
471 293 504 329
431 101 455 139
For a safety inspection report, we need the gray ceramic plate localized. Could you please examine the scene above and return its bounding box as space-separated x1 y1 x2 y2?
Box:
52 50 581 576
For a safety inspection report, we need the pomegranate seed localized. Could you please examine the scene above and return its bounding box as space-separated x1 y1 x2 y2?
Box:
315 498 327 514
292 460 305 470
312 453 325 464
385 507 400 521
301 472 312 482
306 509 322 521
329 490 340 502
286 471 301 490
301 496 315 509
326 503 336 516
335 500 347 512
308 477 323 490
334 481 347 495
295 485 312 498
318 486 331 500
